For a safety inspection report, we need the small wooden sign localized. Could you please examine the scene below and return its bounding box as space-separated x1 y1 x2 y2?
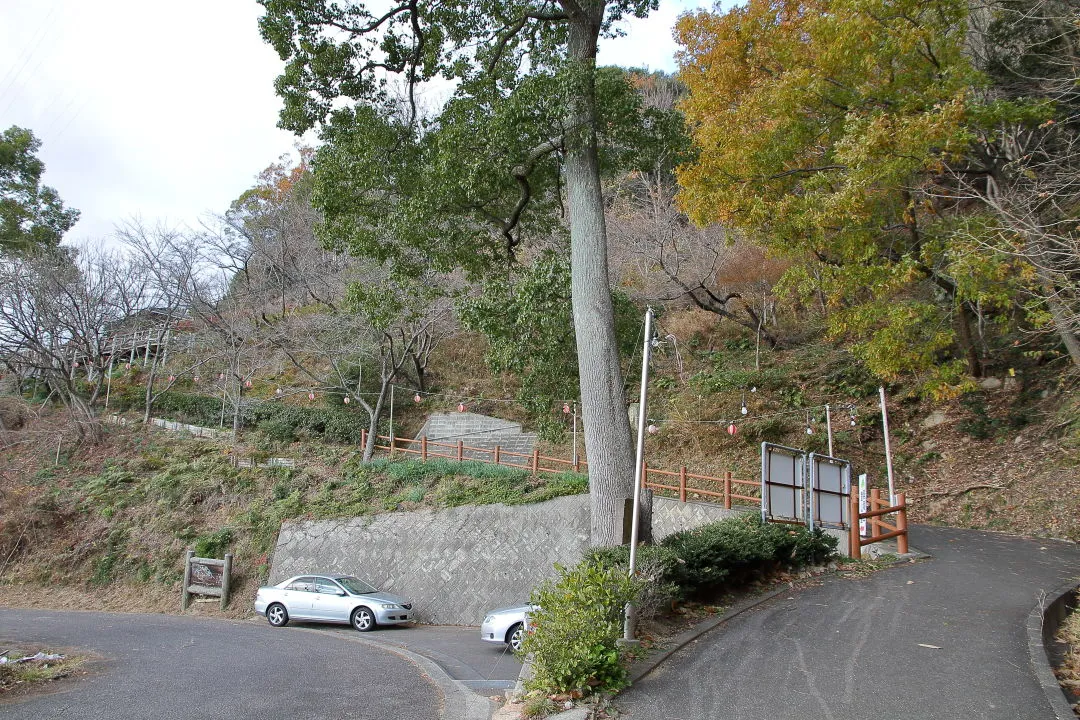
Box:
181 550 233 611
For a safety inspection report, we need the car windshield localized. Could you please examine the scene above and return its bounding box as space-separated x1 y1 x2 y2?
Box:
335 576 378 595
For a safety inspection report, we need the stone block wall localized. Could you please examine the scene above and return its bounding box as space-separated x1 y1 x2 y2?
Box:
269 495 761 626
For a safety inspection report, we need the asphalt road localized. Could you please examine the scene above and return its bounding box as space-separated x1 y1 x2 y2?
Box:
615 525 1080 720
0 609 494 720
284 621 523 696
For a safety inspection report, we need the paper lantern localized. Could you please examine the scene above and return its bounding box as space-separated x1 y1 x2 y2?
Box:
73 362 80 368
414 393 422 403
275 387 282 395
344 396 350 404
308 392 315 401
193 376 200 383
244 380 252 388
562 403 571 414
457 403 466 413
647 423 659 434
727 423 738 436
168 375 175 382
125 363 131 369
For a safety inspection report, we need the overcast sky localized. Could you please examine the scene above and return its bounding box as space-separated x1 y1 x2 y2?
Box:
0 1 711 245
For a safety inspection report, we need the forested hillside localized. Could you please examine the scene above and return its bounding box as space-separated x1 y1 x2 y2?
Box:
0 0 1076 608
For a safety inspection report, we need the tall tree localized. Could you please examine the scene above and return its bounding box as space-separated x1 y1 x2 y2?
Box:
0 127 79 253
257 0 673 544
675 0 1047 392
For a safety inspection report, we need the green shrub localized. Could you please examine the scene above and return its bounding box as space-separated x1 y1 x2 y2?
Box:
522 560 640 695
193 528 233 559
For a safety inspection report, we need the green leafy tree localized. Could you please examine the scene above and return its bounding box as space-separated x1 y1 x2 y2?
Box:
258 0 676 544
0 126 79 253
459 250 638 439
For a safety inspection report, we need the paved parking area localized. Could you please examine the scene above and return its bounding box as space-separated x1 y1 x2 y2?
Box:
285 621 524 696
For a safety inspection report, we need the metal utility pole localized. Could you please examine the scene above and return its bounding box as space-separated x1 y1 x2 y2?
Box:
825 403 834 457
624 306 654 643
879 387 896 503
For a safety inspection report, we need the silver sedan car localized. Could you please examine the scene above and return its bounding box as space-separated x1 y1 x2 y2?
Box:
480 603 533 651
255 574 413 632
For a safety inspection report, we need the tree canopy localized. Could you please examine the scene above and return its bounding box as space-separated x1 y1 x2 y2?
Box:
257 0 679 544
675 0 1079 387
0 126 80 253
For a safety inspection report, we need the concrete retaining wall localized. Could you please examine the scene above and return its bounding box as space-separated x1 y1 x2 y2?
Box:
269 496 751 626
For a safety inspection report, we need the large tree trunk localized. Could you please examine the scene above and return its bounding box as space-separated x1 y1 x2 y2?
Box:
564 8 640 547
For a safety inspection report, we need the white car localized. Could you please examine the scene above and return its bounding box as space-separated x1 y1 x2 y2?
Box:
480 603 533 651
255 574 413 632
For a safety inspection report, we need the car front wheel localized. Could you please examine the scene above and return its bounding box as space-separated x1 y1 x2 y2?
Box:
507 622 524 652
266 603 289 627
351 607 376 632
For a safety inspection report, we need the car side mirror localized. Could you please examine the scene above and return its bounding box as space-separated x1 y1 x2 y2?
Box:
336 590 347 596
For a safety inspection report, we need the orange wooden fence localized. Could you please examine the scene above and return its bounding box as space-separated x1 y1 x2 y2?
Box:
848 489 908 559
360 429 761 509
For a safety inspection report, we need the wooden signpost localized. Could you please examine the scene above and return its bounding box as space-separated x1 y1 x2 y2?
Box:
181 550 233 611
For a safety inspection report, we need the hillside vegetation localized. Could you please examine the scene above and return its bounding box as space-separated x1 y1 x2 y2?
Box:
1 310 1077 615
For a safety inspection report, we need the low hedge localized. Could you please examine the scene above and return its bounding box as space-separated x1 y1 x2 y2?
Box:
115 390 368 444
526 515 839 696
588 514 838 602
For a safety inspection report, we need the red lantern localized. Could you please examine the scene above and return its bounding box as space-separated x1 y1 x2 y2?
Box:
245 380 252 388
727 423 738 436
457 403 466 413
73 362 80 368
218 373 225 380
562 403 571 414
647 423 659 434
414 393 422 403
168 375 175 382
308 392 315 401
344 396 350 404
193 376 200 383
125 363 131 369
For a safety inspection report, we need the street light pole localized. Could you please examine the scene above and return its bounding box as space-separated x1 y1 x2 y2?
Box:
623 306 654 643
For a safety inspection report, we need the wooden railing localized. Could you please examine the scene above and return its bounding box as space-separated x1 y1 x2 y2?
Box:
360 429 760 509
848 488 908 559
362 429 587 475
640 464 760 509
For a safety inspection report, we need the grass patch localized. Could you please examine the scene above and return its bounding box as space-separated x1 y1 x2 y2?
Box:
0 648 87 696
1055 601 1080 704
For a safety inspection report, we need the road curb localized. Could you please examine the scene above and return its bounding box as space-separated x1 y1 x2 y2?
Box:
1026 579 1080 720
291 626 495 720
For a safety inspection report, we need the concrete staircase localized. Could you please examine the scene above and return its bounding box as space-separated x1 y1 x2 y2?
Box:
413 412 538 466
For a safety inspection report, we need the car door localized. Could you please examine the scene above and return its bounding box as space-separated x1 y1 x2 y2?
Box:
312 577 352 622
282 576 317 620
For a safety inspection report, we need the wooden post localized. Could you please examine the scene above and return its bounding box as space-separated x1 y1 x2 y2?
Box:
896 493 909 554
181 549 194 610
421 436 428 461
494 445 501 465
849 495 861 559
870 488 882 539
361 428 367 450
221 553 233 610
457 440 464 461
679 466 687 502
573 453 580 473
532 449 539 474
389 431 395 458
724 471 732 509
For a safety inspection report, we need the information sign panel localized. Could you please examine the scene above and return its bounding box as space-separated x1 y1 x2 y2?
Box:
761 443 807 524
809 453 851 529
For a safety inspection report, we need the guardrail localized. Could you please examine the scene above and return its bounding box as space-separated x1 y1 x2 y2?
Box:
361 429 759 509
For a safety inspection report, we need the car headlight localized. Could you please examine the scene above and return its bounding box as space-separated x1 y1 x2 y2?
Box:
483 616 494 624
381 603 400 609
